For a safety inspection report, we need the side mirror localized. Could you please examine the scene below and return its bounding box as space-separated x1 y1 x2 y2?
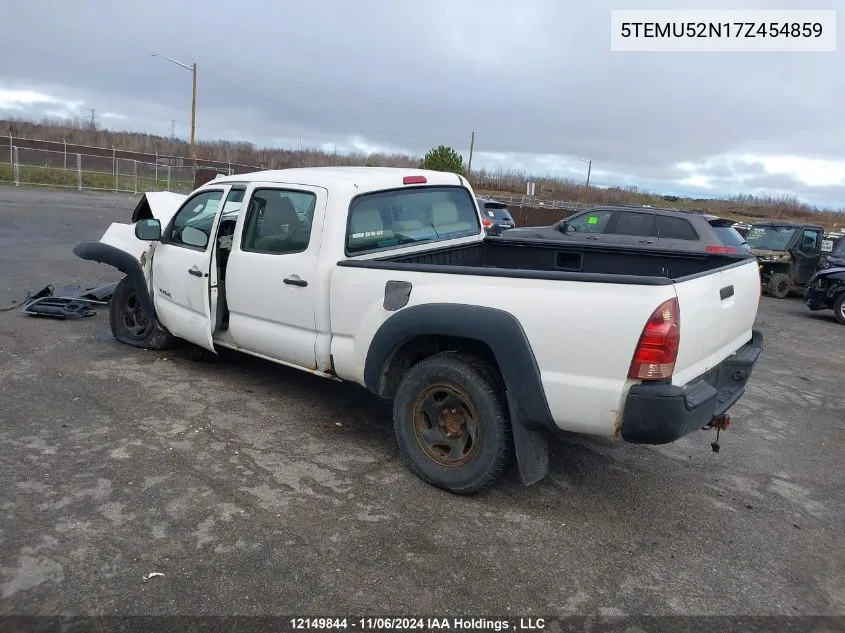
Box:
181 226 209 248
135 218 161 241
560 222 575 235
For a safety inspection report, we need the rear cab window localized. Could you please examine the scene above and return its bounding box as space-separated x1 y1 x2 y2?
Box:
346 185 480 255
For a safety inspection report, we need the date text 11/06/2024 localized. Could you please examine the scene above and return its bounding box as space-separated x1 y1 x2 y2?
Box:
619 21 823 39
290 618 547 631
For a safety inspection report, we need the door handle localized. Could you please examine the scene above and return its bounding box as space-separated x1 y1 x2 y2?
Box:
639 239 655 244
284 276 308 287
188 266 204 277
585 235 600 240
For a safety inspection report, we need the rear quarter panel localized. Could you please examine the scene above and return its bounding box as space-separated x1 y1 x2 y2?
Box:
329 265 677 436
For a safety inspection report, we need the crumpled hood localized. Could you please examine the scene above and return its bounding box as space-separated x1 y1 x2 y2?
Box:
130 191 188 224
813 266 845 280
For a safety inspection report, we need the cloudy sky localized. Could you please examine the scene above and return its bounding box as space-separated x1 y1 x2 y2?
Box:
1 0 843 207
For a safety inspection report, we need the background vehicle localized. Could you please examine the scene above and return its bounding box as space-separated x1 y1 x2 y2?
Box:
502 205 751 253
74 167 763 495
476 196 516 235
746 221 826 298
804 266 845 325
822 233 845 267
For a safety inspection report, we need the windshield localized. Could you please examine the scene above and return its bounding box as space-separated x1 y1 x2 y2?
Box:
746 225 796 251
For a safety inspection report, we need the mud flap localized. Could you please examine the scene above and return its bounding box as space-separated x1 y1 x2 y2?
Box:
508 399 549 486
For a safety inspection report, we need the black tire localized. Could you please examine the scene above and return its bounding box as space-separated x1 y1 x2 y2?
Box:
767 272 791 299
392 352 514 495
108 276 175 350
834 294 845 325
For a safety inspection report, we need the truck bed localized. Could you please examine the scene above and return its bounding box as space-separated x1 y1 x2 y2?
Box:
337 235 754 283
330 234 761 440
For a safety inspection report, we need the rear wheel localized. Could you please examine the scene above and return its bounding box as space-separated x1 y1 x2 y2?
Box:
109 276 175 350
767 272 791 299
834 294 845 325
392 352 514 495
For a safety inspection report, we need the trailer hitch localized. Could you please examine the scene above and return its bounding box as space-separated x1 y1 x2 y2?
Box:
708 414 731 453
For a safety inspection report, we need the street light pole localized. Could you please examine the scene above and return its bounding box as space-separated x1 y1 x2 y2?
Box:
152 52 197 158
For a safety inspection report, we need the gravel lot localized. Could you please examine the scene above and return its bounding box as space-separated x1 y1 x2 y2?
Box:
0 186 843 618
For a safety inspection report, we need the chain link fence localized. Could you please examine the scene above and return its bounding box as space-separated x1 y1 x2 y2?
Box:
0 145 220 194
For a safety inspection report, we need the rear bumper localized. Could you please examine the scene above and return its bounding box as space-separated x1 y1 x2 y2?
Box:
620 329 764 445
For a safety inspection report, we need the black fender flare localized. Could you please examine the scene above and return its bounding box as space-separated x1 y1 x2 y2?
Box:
364 303 554 486
72 241 156 320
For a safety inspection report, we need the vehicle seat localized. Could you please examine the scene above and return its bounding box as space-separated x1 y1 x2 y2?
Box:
392 219 425 230
253 195 300 251
431 201 473 235
347 204 395 251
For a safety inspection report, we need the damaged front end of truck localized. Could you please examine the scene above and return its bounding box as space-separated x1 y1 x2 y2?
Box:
72 191 187 344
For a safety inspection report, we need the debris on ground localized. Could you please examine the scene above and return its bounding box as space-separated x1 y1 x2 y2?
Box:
1 282 117 319
143 572 164 581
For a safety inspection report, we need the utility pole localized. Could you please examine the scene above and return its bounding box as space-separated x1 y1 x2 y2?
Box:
152 52 197 158
576 156 592 198
190 61 197 159
89 109 97 130
467 131 475 174
170 120 176 140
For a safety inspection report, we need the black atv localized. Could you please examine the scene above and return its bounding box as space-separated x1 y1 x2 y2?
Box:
746 221 826 298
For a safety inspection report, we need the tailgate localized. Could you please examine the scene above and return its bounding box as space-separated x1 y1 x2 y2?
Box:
671 258 760 387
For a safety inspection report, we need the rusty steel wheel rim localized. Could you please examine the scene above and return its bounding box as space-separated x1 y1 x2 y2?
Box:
411 383 480 467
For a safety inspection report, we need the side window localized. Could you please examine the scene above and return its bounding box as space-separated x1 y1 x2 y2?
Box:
658 216 699 240
565 210 614 234
345 186 480 254
611 211 657 236
167 190 224 250
240 188 317 254
800 229 820 254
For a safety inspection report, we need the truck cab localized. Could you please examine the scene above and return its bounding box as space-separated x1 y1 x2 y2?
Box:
746 220 826 298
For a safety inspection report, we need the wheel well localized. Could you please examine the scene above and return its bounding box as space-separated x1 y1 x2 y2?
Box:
378 335 501 399
760 263 793 280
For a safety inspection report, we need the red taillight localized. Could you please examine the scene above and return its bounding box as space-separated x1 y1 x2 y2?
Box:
628 297 680 381
403 175 427 185
706 245 737 253
481 217 493 228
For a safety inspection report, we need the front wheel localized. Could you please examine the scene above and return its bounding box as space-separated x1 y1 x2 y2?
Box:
834 294 845 325
392 353 514 495
767 272 791 299
109 276 175 350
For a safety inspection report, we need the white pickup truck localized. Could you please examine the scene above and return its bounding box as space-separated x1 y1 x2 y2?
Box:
74 167 764 494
